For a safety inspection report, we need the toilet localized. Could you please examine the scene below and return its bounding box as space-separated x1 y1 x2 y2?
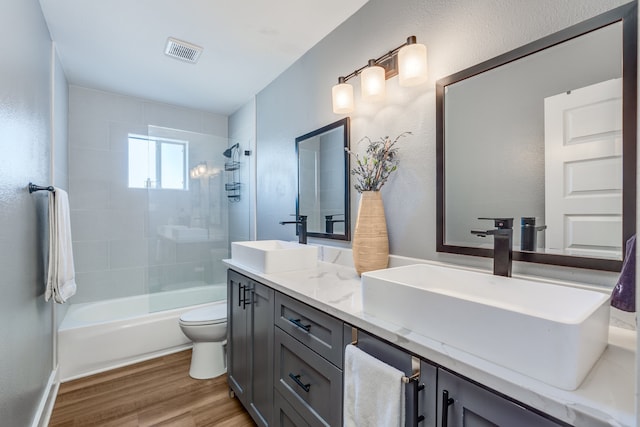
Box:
179 303 227 379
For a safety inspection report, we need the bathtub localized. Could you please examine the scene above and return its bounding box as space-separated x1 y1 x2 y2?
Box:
58 284 227 381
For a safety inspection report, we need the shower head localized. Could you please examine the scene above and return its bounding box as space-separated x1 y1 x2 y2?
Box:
223 143 239 158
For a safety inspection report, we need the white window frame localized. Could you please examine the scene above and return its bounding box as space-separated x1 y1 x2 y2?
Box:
128 134 189 190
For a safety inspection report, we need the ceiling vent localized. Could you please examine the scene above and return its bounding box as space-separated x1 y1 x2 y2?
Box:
164 37 203 63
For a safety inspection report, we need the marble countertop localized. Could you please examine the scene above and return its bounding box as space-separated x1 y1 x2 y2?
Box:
223 250 636 427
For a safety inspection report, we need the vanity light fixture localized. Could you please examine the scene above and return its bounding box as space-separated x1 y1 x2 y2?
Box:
361 59 386 102
190 162 220 179
332 35 427 114
190 162 207 178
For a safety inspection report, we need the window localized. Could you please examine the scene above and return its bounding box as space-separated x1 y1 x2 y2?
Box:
128 135 188 190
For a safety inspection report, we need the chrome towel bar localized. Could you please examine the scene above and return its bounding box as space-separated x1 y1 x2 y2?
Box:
351 328 421 383
349 328 426 425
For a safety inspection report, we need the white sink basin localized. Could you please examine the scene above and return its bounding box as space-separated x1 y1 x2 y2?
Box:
231 240 318 274
361 264 610 390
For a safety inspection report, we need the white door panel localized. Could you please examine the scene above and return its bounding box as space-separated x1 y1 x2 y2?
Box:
565 157 622 194
564 98 622 142
565 215 623 256
545 78 622 258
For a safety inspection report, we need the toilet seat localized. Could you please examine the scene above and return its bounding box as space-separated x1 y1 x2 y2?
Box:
179 304 226 326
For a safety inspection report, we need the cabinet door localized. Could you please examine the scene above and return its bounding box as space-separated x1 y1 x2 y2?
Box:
350 329 437 427
227 270 250 406
437 369 564 427
419 360 438 427
249 281 274 427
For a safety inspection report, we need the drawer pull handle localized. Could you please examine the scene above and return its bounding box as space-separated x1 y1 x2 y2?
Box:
288 373 311 392
237 284 244 307
242 286 252 309
412 380 426 425
441 390 454 427
288 317 311 332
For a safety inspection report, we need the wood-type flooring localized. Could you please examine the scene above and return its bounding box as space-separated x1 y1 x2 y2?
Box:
49 350 255 427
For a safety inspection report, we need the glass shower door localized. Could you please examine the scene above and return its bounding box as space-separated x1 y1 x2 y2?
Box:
146 125 234 312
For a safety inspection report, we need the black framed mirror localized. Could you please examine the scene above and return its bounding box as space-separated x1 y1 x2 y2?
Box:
436 2 637 271
296 118 351 241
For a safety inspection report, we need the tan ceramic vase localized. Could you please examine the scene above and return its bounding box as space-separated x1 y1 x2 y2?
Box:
352 191 389 276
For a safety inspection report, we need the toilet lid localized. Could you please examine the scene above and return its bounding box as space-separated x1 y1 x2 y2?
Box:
179 304 226 326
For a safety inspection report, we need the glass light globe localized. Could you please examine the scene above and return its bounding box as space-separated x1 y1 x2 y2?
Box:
398 42 428 87
332 81 354 114
361 63 386 102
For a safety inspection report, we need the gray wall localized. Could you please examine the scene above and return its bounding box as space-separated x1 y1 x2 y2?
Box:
253 0 628 286
0 0 64 425
53 48 71 330
53 48 70 193
68 86 228 303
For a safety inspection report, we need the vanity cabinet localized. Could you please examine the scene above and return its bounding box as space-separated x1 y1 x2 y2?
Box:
437 369 564 427
227 270 274 427
227 269 567 427
273 292 345 427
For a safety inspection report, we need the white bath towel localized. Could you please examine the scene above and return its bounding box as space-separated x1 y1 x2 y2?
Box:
343 344 405 427
45 188 77 304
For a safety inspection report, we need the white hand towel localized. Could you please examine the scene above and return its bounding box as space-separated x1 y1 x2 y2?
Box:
343 344 405 427
45 188 77 304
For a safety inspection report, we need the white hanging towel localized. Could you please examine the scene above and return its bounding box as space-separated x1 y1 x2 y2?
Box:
45 188 77 303
343 344 405 427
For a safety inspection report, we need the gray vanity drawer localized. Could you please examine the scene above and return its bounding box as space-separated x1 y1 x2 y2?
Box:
274 390 311 427
275 292 344 368
274 327 342 427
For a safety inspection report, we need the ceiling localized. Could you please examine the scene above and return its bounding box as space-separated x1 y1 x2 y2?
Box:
38 0 369 115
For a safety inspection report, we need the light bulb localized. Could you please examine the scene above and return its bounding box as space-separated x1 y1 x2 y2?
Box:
332 77 354 114
398 38 428 87
361 60 386 102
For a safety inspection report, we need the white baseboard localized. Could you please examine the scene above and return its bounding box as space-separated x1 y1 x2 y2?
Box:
31 367 59 427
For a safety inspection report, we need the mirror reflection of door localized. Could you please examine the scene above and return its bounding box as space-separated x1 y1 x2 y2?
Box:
544 78 623 259
318 129 346 235
296 117 350 240
299 146 320 231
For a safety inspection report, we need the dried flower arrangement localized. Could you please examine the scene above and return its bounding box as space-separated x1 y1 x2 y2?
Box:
345 132 411 192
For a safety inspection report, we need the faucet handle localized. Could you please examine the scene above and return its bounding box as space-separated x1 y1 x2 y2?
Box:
471 229 490 237
478 217 514 229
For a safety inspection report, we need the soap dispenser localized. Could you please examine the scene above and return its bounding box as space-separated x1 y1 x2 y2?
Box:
520 217 546 252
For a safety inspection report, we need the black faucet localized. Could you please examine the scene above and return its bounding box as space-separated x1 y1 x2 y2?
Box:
471 217 514 277
280 215 308 244
324 214 344 234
